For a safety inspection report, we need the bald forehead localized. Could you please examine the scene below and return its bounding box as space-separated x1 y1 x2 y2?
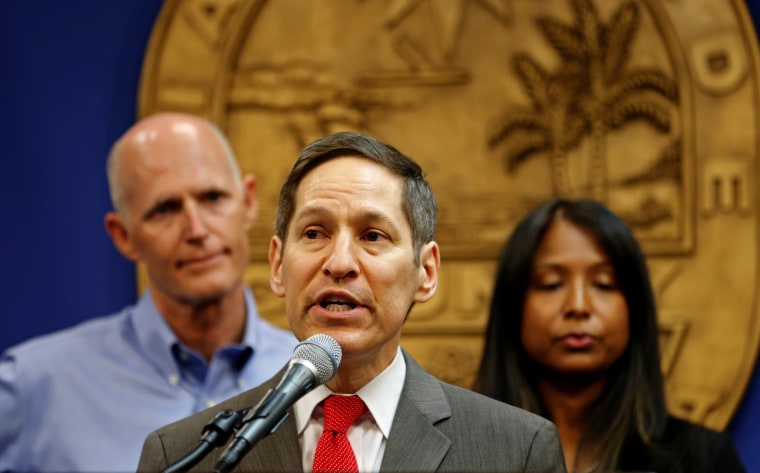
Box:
107 113 240 212
130 121 198 145
117 114 216 158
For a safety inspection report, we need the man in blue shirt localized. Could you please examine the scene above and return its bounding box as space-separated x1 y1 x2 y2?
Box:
0 113 298 472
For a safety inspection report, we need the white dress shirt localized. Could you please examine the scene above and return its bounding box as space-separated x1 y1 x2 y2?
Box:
294 347 407 472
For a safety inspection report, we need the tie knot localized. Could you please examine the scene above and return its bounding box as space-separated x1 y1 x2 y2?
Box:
323 395 366 433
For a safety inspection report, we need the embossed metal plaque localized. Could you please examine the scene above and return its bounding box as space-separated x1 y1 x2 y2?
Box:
138 0 760 429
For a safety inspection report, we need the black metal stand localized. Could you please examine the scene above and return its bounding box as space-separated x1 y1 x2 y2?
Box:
162 408 247 473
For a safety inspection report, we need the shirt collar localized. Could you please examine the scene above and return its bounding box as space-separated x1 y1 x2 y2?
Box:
294 347 406 438
238 288 266 351
130 287 260 380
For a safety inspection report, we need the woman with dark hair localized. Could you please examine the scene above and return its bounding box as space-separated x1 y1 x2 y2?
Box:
474 198 745 473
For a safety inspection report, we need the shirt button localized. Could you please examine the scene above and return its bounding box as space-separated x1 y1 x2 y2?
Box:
237 378 245 388
179 352 189 361
206 399 216 408
168 374 179 385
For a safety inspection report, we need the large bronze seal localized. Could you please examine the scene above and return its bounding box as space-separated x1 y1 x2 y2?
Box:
138 0 760 429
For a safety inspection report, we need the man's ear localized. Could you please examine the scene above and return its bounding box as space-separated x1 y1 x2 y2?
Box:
104 212 140 262
269 235 286 297
242 174 259 231
414 241 440 303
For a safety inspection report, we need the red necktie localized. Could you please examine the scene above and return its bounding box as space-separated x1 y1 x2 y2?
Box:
312 395 367 473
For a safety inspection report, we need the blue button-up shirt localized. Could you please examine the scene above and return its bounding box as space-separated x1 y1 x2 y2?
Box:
0 288 298 472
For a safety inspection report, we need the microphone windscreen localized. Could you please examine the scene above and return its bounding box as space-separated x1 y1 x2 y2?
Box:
292 334 342 384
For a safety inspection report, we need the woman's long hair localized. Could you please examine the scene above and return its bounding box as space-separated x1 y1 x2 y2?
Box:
473 198 667 471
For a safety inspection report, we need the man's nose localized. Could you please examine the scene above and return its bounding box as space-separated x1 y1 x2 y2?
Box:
183 203 209 240
323 234 359 280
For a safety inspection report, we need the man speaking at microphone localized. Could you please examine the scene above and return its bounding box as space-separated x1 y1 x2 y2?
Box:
138 131 567 472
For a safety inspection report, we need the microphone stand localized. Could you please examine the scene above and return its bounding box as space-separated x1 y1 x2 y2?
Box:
162 408 248 473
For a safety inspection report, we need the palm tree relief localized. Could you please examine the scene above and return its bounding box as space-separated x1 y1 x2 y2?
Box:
488 0 679 207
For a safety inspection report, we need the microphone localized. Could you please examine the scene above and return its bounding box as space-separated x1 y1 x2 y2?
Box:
213 334 342 473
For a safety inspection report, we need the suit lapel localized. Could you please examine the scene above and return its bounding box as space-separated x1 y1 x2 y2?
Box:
236 415 304 472
216 369 305 473
380 351 452 472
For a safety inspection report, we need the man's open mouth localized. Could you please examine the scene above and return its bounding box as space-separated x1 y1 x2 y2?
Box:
320 297 357 311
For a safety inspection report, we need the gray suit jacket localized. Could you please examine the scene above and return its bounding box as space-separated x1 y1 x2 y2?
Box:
138 350 566 472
